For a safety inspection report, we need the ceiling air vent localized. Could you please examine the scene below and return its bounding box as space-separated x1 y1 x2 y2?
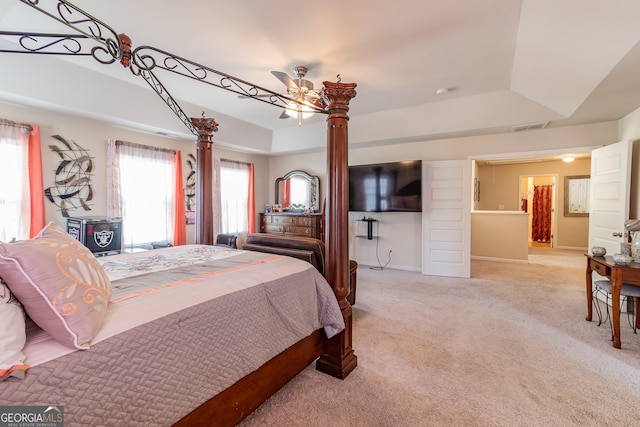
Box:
511 121 549 132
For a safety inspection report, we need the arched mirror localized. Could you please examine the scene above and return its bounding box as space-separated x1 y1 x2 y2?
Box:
275 170 320 212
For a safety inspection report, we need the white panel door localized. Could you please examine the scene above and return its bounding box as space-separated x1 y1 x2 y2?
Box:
588 140 632 255
422 160 471 278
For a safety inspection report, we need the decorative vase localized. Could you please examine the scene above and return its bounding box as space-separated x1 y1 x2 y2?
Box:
613 253 633 265
632 231 640 263
620 242 632 257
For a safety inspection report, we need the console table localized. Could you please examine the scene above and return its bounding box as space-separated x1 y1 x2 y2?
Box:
259 212 322 239
585 254 640 349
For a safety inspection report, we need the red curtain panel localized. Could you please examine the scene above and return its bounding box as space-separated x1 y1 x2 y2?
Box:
28 124 45 237
532 185 552 242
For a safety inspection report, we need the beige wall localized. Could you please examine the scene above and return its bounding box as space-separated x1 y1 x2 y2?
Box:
268 152 328 208
619 107 640 219
0 101 270 244
471 211 529 262
476 159 591 249
8 96 638 270
271 121 618 270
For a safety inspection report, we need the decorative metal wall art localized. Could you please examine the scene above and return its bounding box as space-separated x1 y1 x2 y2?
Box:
185 153 196 211
44 134 94 217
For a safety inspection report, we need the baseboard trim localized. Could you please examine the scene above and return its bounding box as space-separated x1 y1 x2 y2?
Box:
471 255 528 264
554 246 588 251
358 263 421 272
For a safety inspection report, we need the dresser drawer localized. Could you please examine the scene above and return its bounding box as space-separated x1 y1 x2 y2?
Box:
258 213 322 239
283 225 315 236
261 224 313 236
589 259 611 277
272 215 297 225
263 224 284 234
297 216 318 227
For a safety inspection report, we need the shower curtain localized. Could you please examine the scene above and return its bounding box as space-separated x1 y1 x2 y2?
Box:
532 184 552 243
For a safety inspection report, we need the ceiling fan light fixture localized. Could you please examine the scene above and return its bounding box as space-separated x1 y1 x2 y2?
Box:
285 102 314 119
273 66 320 124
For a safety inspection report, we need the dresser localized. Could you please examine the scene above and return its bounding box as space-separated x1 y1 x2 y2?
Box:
259 212 322 239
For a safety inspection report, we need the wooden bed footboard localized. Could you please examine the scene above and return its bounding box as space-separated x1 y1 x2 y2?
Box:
174 329 326 426
177 80 358 426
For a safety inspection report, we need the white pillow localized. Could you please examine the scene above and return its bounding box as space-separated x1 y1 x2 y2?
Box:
0 279 28 381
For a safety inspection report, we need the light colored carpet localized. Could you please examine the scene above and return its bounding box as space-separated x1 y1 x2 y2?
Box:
527 247 586 269
240 250 640 426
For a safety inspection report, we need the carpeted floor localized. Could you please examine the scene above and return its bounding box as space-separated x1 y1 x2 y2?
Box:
527 246 586 268
240 250 640 426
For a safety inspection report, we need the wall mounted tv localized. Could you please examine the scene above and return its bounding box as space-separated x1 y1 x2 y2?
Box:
349 160 422 212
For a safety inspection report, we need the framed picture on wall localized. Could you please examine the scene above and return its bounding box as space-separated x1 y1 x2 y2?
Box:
473 177 480 202
564 175 590 217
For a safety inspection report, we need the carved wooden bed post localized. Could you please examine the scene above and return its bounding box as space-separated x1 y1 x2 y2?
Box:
191 117 219 245
316 80 358 379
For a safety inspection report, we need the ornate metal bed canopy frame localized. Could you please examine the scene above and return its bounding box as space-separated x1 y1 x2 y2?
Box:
1 0 357 385
0 0 329 135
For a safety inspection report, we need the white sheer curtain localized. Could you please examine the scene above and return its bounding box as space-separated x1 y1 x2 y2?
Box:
215 158 251 239
0 123 31 241
107 140 176 248
212 157 222 239
106 139 121 219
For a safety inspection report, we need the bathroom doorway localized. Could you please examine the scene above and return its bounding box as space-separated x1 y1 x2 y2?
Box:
520 174 558 248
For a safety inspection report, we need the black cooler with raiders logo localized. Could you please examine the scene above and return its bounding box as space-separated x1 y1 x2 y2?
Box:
66 217 122 256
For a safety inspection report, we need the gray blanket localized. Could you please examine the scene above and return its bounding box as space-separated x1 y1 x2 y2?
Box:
0 249 343 426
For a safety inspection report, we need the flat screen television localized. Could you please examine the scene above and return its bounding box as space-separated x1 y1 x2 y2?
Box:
349 160 422 212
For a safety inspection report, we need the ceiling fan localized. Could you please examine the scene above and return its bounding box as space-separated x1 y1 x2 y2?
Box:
237 65 321 124
271 66 321 121
271 66 320 119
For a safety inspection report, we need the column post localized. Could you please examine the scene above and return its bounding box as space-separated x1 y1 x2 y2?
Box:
190 117 219 245
316 80 358 379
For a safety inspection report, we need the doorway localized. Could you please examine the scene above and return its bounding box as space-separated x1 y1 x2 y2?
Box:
520 174 557 249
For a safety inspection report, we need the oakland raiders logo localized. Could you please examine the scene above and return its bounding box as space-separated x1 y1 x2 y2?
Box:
94 229 114 248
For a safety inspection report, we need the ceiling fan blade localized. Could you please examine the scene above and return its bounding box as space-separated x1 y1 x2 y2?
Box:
237 94 278 99
272 71 299 89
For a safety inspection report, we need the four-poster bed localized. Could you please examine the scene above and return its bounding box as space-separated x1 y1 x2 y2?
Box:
0 0 357 424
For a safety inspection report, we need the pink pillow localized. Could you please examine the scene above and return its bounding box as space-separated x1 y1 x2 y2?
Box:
0 222 112 349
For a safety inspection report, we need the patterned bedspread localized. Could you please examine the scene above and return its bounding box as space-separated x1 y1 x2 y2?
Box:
100 244 242 281
0 245 344 426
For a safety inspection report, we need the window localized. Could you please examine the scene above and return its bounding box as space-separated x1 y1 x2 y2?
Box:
0 125 30 241
107 140 184 248
0 122 43 242
219 159 251 234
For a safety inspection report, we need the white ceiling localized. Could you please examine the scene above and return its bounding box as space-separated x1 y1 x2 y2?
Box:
1 0 640 155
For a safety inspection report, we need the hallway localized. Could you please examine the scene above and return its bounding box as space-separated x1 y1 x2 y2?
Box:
528 246 585 268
